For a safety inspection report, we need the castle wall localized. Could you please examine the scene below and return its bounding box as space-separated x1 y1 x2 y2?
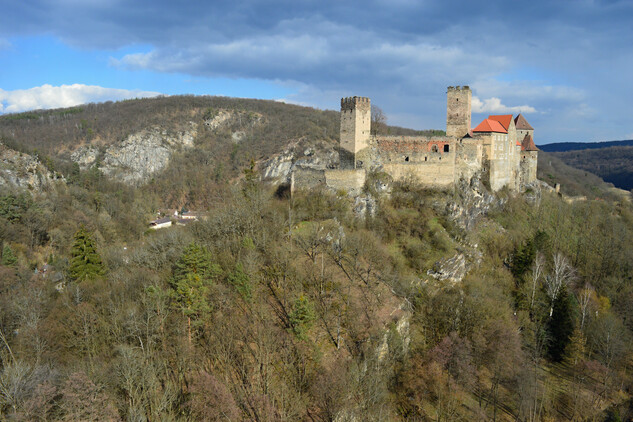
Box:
324 169 366 194
382 162 455 186
291 166 326 194
455 138 483 181
477 133 516 191
446 86 472 138
369 135 457 186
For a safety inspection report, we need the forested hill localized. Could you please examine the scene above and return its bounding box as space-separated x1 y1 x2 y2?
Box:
539 139 633 152
0 96 444 204
538 139 633 191
0 95 439 159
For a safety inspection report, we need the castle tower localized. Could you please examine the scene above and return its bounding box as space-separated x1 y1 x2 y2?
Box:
340 96 371 169
514 113 534 141
446 86 472 138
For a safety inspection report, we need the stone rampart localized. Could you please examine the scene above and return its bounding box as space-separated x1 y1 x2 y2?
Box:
324 169 366 195
291 166 326 194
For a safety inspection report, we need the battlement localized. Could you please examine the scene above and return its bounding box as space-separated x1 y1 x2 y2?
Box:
341 96 371 111
447 86 471 92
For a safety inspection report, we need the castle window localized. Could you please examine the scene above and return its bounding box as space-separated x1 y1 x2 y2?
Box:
431 144 439 153
444 145 449 152
425 156 427 162
405 156 409 162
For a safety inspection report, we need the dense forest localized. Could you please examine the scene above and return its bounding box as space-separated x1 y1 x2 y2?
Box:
547 147 633 191
1 97 633 421
539 140 633 153
538 140 633 192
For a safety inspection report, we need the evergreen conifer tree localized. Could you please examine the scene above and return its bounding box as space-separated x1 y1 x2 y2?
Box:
1 244 18 267
69 226 105 282
169 242 220 343
546 286 575 362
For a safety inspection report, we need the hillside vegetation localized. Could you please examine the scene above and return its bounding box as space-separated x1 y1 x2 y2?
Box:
0 96 443 209
550 146 633 191
538 140 633 192
1 97 632 420
539 139 633 153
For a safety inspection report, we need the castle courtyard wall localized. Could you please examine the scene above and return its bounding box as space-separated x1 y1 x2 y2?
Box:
324 169 366 194
291 166 326 194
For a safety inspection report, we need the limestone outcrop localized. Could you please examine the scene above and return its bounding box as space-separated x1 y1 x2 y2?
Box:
71 123 197 185
261 142 339 185
0 143 63 190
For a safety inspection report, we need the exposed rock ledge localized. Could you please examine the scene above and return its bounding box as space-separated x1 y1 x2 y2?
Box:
71 123 197 185
0 143 62 190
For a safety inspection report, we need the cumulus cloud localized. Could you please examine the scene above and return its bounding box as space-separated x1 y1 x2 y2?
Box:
472 96 536 114
2 0 633 139
0 84 161 114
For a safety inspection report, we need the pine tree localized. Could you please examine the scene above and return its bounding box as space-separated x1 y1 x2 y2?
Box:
289 294 316 340
69 226 105 282
169 242 220 343
1 244 17 267
546 286 575 362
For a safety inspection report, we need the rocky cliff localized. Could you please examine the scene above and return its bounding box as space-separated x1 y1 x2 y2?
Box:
0 143 63 190
71 123 197 185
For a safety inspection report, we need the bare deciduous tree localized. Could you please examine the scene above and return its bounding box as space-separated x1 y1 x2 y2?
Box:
545 253 575 317
529 253 546 311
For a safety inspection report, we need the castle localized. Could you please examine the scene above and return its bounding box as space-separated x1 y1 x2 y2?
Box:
291 86 539 194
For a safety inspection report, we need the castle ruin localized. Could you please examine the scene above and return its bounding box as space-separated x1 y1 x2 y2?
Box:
292 86 539 194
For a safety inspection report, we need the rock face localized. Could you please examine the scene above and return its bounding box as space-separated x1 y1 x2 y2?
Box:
0 143 62 190
446 172 502 231
427 253 468 283
261 142 339 185
204 109 263 144
71 124 197 185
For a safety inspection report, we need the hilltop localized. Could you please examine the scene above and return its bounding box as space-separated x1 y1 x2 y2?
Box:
539 139 633 152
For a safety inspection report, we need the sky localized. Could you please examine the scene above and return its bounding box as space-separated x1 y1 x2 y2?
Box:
1 0 632 143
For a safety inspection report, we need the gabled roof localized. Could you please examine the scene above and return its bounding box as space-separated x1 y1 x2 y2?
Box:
473 118 508 133
488 114 513 131
521 134 538 151
514 114 534 130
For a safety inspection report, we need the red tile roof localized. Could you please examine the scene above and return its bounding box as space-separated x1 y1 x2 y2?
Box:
514 114 534 130
473 118 508 133
521 134 538 151
488 114 513 131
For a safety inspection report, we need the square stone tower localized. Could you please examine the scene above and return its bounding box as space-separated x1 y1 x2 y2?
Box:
446 86 472 138
340 96 371 169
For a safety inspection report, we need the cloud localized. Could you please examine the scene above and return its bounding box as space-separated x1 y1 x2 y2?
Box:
0 84 161 114
472 96 536 114
2 0 633 140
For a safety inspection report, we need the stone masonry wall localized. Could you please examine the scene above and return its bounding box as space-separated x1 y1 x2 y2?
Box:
324 169 366 195
520 151 538 187
446 86 472 138
455 138 483 182
291 166 326 194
